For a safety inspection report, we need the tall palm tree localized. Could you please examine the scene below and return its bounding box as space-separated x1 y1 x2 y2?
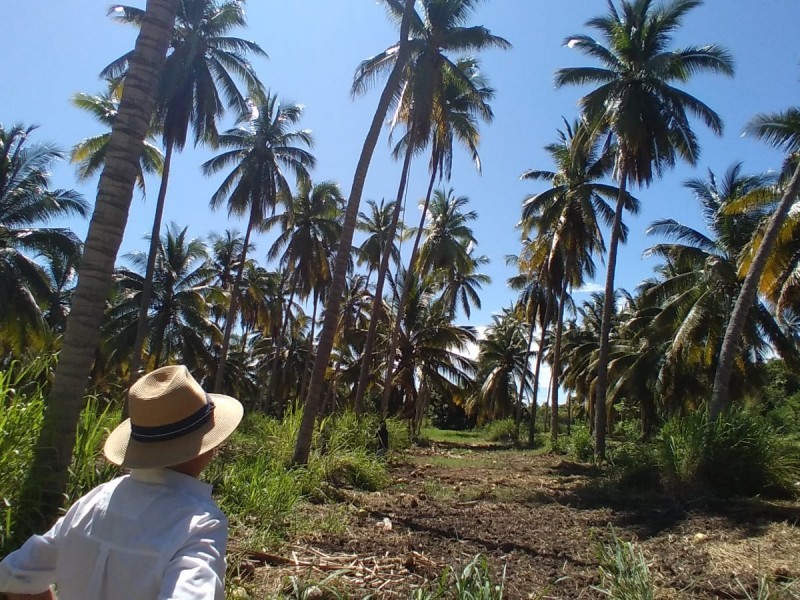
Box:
293 0 417 465
70 78 164 192
712 108 800 418
350 0 508 418
0 124 89 353
507 254 549 445
520 119 625 445
104 0 267 380
555 0 734 457
202 94 315 392
39 0 179 530
265 180 343 408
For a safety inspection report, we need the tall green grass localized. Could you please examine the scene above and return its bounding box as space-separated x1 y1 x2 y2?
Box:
1 357 120 552
659 410 800 497
593 526 654 600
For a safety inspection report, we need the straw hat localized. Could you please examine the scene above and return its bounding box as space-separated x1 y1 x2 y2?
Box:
104 365 243 469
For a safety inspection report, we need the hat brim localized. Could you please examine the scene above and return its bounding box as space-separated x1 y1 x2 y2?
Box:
103 393 243 469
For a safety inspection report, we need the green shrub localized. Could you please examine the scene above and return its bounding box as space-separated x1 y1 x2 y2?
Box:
608 440 661 491
568 425 594 463
659 410 800 497
484 419 519 444
593 526 654 600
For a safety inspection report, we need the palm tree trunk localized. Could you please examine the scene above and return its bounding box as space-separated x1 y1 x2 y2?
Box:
269 269 301 412
516 318 536 439
550 279 568 446
299 289 320 400
129 142 173 382
292 0 416 466
214 211 256 393
26 0 177 530
595 170 628 460
381 164 437 416
528 296 553 448
710 161 800 419
354 143 414 416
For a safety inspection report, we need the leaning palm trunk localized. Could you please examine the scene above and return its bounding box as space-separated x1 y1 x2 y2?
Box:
214 211 256 393
595 172 628 460
550 279 568 446
353 143 414 416
129 142 174 381
528 297 553 448
292 0 416 465
381 164 437 416
710 162 800 419
27 0 178 529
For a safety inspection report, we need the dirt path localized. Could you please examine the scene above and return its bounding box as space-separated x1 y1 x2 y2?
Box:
247 444 800 599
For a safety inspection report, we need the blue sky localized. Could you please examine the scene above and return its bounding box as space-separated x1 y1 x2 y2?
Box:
2 0 799 331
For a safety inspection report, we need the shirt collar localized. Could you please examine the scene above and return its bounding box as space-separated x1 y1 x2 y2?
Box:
129 468 213 498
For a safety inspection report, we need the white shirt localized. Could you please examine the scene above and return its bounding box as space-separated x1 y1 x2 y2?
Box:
0 469 227 599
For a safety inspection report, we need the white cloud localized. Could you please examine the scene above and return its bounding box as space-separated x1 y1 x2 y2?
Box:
574 282 604 294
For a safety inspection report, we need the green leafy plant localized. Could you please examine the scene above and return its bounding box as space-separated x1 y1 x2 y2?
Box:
413 554 506 599
568 425 594 462
593 526 654 600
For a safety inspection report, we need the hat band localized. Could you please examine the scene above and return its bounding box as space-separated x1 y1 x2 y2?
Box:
130 396 216 443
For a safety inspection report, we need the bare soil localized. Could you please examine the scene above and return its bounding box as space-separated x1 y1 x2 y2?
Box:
243 444 800 599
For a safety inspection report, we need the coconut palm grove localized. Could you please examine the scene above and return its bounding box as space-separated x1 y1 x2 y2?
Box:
3 0 800 597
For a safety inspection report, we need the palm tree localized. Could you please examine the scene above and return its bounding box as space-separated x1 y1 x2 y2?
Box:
507 254 549 445
383 57 495 349
712 108 800 418
265 180 343 408
349 0 509 419
38 0 179 530
641 165 792 417
417 188 479 277
70 78 164 192
439 250 491 319
202 94 315 392
389 270 476 434
293 0 417 465
355 198 401 285
0 124 89 353
468 310 531 426
520 119 625 445
555 0 734 457
104 0 267 380
106 223 220 371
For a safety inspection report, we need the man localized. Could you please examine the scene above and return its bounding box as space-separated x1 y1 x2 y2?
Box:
0 365 243 600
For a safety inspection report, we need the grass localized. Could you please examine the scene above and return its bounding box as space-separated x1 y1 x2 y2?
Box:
421 427 486 445
593 525 654 600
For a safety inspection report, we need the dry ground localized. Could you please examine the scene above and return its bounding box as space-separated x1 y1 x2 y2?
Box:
239 444 800 599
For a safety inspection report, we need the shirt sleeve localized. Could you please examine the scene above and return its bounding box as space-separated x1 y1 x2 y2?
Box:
0 517 63 594
159 513 227 600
